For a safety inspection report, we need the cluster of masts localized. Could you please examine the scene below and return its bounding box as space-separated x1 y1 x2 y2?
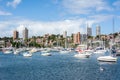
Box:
2 43 120 62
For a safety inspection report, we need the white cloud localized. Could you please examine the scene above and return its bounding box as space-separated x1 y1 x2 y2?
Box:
62 0 112 14
0 19 87 37
0 10 12 15
0 21 15 37
7 0 22 8
19 19 86 37
0 14 116 37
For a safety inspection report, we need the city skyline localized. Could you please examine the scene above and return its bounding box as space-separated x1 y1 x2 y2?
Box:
0 0 120 37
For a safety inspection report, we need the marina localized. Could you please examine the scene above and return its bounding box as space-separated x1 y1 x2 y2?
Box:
0 50 120 80
0 0 120 80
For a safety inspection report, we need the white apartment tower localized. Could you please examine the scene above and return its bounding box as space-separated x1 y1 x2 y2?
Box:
96 25 101 36
63 31 67 38
87 26 92 36
23 27 28 40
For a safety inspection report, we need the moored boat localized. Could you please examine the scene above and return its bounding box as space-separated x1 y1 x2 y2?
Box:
59 50 70 54
29 48 38 53
23 52 32 57
116 49 120 56
97 56 117 62
74 53 90 58
4 50 13 54
41 53 52 56
94 47 107 54
2 48 13 54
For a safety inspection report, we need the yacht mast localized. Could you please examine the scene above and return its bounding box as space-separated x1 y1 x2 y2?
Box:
112 18 115 44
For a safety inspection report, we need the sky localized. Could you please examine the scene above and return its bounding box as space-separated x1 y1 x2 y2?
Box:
0 0 120 38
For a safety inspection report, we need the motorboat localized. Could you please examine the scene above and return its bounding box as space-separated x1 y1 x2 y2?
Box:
4 50 13 54
13 49 23 54
41 50 50 53
23 52 32 57
94 47 107 54
41 48 51 53
116 49 120 56
59 50 69 54
74 50 90 58
2 48 13 54
97 56 117 62
75 45 91 58
75 44 87 52
74 53 90 58
41 53 52 56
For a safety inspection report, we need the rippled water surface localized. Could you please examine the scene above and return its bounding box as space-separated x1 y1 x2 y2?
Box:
0 51 120 80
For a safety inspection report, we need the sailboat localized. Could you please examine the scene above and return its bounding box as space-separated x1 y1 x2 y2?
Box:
59 32 70 54
74 44 91 58
97 18 117 62
97 43 117 62
74 23 92 58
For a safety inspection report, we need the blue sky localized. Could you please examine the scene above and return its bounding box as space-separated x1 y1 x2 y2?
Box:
0 0 120 37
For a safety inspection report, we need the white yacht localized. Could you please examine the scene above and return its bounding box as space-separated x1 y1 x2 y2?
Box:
13 48 23 54
75 44 87 52
59 50 69 54
74 53 90 58
97 56 117 62
74 50 91 58
23 52 32 57
4 50 13 54
94 47 107 54
2 48 13 54
41 48 51 53
116 49 120 56
41 53 52 56
41 50 50 53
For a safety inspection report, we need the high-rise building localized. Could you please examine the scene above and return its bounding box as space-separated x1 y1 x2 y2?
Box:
77 32 80 44
13 30 19 40
63 31 67 48
73 32 81 44
63 31 67 38
73 34 77 44
96 25 101 36
87 26 92 36
23 27 28 40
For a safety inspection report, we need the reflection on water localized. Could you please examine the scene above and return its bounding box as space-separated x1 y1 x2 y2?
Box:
98 61 117 65
0 51 120 80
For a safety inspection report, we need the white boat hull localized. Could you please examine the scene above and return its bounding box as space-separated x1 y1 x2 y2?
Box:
94 50 107 54
41 53 52 56
23 52 32 57
97 56 117 62
74 54 90 58
4 51 13 54
60 50 69 54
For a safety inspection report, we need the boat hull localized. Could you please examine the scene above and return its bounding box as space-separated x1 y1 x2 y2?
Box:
97 56 117 62
74 54 90 58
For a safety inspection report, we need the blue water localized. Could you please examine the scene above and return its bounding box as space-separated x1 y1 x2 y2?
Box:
0 51 120 80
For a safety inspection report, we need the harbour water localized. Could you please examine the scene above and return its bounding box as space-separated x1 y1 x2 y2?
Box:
0 51 120 80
